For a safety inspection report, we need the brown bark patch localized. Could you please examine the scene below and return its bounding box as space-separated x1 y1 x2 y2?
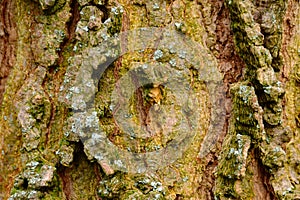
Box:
58 167 75 200
0 0 17 105
281 0 299 81
251 149 277 200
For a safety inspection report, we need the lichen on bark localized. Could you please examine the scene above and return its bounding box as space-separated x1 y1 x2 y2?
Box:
0 0 299 199
60 0 224 198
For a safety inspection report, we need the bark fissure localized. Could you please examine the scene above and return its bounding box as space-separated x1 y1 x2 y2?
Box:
197 0 246 197
58 0 80 66
252 149 277 200
43 0 81 146
58 167 74 200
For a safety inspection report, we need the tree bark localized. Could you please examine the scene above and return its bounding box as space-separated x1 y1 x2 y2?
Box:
0 0 299 199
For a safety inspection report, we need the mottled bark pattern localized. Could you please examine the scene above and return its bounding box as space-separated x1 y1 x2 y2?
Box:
0 0 299 199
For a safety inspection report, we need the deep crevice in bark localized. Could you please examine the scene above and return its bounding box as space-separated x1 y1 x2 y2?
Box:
197 0 245 197
57 142 103 200
253 148 277 200
58 162 75 200
90 0 110 24
43 0 81 145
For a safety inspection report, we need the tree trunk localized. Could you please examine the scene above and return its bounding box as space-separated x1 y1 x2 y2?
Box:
0 0 299 199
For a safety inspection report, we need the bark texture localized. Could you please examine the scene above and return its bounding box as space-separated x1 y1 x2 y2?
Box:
0 0 299 199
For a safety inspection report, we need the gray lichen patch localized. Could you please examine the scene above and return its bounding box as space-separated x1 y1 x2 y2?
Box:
22 127 41 151
10 161 56 199
98 173 166 199
256 67 284 112
106 5 124 36
145 1 172 27
9 190 43 200
80 6 103 30
75 5 104 44
56 143 74 166
39 0 56 10
15 66 51 151
25 162 55 188
256 67 277 86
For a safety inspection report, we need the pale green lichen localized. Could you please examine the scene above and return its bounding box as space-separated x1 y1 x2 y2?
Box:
230 83 266 141
217 134 251 179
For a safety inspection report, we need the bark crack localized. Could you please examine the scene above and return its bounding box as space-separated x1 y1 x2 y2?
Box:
43 0 81 145
197 0 245 198
58 0 80 66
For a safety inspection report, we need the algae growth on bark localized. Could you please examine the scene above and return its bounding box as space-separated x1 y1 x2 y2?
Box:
0 0 299 199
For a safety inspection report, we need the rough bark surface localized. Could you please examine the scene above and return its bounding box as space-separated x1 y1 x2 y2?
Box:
0 0 299 199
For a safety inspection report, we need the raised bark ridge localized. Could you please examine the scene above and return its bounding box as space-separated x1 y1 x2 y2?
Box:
215 0 300 199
